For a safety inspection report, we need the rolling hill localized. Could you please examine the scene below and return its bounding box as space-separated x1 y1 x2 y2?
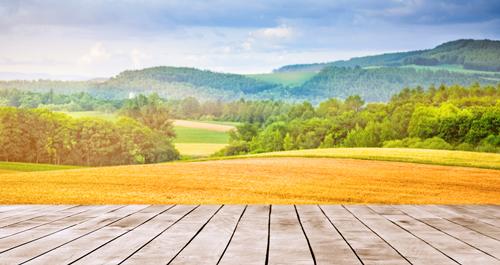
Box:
275 39 500 72
1 39 499 102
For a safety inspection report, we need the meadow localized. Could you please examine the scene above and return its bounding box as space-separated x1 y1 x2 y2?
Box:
247 148 500 169
0 161 80 172
173 119 234 157
0 156 498 204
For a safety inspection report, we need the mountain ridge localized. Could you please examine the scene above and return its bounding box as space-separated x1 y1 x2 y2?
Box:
275 39 500 72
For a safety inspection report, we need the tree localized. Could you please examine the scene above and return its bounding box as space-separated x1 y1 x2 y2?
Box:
121 93 176 138
283 133 294 150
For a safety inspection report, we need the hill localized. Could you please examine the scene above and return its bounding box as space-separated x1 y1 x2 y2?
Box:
0 67 288 101
0 148 499 204
292 66 500 101
1 40 499 102
275 39 500 72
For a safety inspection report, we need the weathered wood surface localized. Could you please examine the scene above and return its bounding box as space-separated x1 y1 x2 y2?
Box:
0 205 497 264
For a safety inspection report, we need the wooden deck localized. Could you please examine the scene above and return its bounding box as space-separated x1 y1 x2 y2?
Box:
0 205 498 264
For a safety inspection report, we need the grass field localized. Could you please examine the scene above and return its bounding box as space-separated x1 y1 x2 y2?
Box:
174 126 229 144
247 71 317 86
0 157 498 204
173 119 234 156
242 148 500 169
175 143 229 157
0 161 80 172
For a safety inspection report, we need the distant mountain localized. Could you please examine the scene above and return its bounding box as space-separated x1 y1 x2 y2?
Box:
275 39 500 72
1 40 499 102
0 67 288 101
292 66 500 102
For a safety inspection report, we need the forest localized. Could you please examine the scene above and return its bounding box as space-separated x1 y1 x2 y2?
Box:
218 83 500 155
0 94 178 166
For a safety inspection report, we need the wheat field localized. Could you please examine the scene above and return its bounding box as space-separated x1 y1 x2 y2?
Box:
1 157 498 204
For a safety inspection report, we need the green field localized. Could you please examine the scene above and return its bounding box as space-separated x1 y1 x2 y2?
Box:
247 71 317 87
0 161 81 172
202 147 500 170
174 126 229 144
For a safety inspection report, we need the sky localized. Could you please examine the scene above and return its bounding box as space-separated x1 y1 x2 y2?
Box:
0 0 499 79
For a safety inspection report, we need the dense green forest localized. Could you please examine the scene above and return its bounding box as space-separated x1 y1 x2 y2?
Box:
217 83 500 156
276 39 500 72
0 96 179 166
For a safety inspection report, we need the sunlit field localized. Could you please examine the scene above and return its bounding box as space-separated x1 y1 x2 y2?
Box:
173 119 235 156
175 143 229 157
0 157 498 204
0 161 81 172
245 148 500 169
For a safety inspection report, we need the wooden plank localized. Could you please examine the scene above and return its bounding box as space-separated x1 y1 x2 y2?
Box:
0 205 147 264
169 205 246 265
0 206 26 213
72 205 194 265
320 205 409 265
345 205 456 265
0 206 34 217
455 205 500 219
24 205 170 265
218 205 269 265
0 206 59 226
369 205 500 265
268 205 314 265
0 206 41 220
442 205 500 228
122 205 221 264
422 205 500 240
296 205 361 265
0 206 85 238
0 205 119 254
395 205 500 260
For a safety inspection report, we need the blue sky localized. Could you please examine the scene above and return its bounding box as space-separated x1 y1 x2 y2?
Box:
0 0 499 79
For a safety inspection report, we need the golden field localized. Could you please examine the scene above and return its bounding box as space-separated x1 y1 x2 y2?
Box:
173 119 236 132
0 157 498 204
175 143 228 157
249 148 500 169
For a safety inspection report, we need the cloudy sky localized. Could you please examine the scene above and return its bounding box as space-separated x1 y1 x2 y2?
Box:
1 0 499 79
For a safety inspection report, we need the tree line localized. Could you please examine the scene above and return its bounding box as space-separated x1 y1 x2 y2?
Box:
217 83 500 155
1 83 499 167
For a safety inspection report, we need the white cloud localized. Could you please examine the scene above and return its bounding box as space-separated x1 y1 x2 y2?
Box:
254 25 294 40
78 42 110 65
